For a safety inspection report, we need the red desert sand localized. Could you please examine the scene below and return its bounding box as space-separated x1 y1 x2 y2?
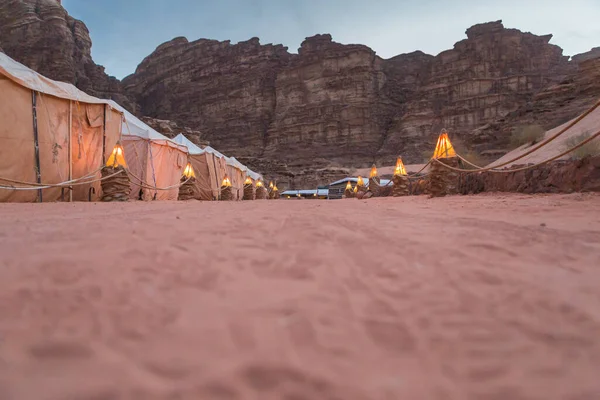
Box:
1 193 600 399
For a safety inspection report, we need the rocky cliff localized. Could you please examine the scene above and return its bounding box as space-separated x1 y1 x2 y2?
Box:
381 21 575 163
0 0 132 108
2 1 599 188
123 36 292 158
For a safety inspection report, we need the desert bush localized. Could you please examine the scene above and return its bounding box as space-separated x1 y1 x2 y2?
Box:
564 131 600 160
510 125 546 148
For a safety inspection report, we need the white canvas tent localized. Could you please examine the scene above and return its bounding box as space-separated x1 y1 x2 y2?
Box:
172 134 263 200
0 52 123 202
172 134 224 200
108 102 188 201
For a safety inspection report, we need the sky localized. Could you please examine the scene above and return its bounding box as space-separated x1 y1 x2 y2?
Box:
63 0 600 80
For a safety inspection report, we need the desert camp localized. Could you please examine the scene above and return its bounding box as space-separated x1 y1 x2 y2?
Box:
1 1 600 399
0 53 264 204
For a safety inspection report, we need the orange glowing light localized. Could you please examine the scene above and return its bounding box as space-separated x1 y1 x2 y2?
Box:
256 180 264 188
244 176 253 185
433 130 456 159
357 176 365 186
269 181 274 189
394 157 407 176
353 185 358 193
105 142 127 168
182 162 195 178
221 175 232 187
273 185 279 192
345 181 353 190
370 164 378 178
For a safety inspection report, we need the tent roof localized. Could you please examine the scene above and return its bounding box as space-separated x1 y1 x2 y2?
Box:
226 156 247 171
172 133 204 155
172 134 263 180
108 101 188 153
0 52 120 106
329 177 361 186
246 169 263 181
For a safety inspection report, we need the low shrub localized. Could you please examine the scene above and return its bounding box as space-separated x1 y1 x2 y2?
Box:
564 131 600 160
510 125 546 148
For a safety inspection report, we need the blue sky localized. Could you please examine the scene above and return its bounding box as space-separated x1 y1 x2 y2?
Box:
63 0 600 79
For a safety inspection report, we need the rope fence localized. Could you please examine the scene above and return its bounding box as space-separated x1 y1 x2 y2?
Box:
0 169 124 191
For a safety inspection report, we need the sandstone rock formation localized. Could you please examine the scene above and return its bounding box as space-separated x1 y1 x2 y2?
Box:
0 0 132 109
122 36 291 158
381 21 576 164
474 49 600 152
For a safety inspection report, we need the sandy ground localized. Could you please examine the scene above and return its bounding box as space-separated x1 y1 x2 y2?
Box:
1 193 600 400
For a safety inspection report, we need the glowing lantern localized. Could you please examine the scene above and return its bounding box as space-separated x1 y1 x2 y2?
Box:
370 164 378 178
273 184 279 192
269 181 274 189
394 157 407 176
353 185 358 193
256 180 264 188
345 181 353 190
221 175 232 187
244 176 253 185
105 142 127 168
357 176 365 186
433 129 456 159
182 162 195 178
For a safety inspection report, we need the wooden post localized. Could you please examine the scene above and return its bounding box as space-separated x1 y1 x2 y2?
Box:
211 156 220 200
102 105 107 164
31 91 43 202
68 100 73 202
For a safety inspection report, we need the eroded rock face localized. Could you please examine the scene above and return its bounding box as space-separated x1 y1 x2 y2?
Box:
122 36 291 158
0 0 132 109
474 48 600 153
264 34 393 168
381 21 574 164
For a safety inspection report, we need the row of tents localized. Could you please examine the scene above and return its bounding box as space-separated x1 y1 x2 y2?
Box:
0 52 262 203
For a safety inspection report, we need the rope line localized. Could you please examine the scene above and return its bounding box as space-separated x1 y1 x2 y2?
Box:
126 169 192 191
439 99 600 173
0 170 124 191
431 128 600 174
0 166 104 187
